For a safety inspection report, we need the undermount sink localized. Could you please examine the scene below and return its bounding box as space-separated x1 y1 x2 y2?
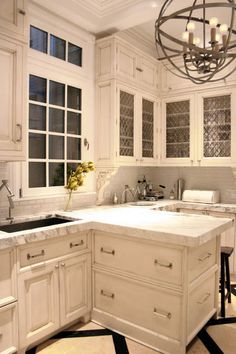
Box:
129 201 157 206
0 216 78 233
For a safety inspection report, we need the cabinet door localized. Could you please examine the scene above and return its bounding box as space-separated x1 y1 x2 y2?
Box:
116 44 138 82
0 0 26 39
0 37 26 161
0 249 17 307
18 261 60 348
59 253 91 327
161 95 195 165
118 87 137 164
197 90 236 166
137 56 159 93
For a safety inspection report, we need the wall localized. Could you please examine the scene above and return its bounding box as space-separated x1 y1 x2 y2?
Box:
102 166 236 204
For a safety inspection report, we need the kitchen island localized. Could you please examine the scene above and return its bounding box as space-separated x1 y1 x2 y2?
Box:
0 204 233 354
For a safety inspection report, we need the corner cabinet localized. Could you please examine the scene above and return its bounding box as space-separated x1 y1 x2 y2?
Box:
96 35 160 168
161 88 236 166
0 0 27 161
96 81 159 167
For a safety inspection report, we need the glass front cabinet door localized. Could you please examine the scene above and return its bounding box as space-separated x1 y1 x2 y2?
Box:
197 89 236 166
161 95 195 165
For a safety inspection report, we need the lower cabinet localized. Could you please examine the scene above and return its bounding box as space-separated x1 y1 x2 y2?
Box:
18 252 91 350
0 302 18 354
92 231 219 354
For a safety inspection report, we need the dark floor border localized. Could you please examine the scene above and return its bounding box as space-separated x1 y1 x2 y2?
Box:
26 328 129 354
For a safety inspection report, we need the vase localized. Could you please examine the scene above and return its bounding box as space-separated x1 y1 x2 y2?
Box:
64 190 73 211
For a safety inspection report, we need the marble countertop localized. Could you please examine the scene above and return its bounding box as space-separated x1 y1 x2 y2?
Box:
0 199 234 250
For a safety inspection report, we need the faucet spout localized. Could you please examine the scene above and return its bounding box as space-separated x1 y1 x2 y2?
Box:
0 179 14 221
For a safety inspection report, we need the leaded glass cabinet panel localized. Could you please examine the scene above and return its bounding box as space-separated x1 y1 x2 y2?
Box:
166 100 190 158
203 95 231 158
119 90 134 157
142 98 154 158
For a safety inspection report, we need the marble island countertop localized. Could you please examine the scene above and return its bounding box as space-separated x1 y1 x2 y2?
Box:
0 199 234 250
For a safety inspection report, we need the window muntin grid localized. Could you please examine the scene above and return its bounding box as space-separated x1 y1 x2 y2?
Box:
28 74 82 188
142 98 154 158
119 90 134 157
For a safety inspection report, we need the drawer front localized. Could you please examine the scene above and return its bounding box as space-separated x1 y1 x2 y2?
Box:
0 302 17 353
94 271 182 340
0 249 16 306
188 238 217 282
19 232 89 267
94 232 183 286
188 273 216 336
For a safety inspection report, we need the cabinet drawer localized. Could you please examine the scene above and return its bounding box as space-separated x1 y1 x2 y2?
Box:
94 232 183 286
94 271 182 340
188 238 217 282
0 249 16 306
0 302 17 354
188 273 216 336
19 232 89 267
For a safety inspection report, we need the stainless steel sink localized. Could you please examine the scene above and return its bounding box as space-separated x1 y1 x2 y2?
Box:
0 216 78 233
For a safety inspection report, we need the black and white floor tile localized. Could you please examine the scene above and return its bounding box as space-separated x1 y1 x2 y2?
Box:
26 285 236 354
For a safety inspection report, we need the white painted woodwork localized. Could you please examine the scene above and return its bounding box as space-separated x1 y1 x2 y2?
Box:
92 231 220 354
0 0 27 41
59 253 91 327
18 260 60 348
18 233 91 350
96 35 160 95
0 248 17 307
161 88 236 167
0 302 18 354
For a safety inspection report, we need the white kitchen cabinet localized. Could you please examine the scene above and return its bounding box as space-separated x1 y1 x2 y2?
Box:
96 35 160 95
0 36 26 161
92 231 219 354
0 0 27 41
96 81 159 167
17 233 91 351
0 248 18 354
161 88 236 166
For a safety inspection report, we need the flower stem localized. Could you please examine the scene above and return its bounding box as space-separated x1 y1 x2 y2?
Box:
65 190 73 211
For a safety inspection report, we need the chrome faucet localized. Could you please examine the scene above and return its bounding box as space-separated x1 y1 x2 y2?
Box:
0 179 14 221
121 184 138 203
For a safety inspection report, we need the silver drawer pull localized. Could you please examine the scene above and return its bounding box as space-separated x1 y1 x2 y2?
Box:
100 247 115 255
101 289 115 298
198 252 212 262
27 250 45 260
154 259 173 269
16 124 22 142
197 292 211 304
136 67 143 72
70 240 84 248
153 307 171 319
18 9 26 15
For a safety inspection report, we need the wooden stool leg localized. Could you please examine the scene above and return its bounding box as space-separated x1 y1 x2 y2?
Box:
225 257 231 303
221 254 225 317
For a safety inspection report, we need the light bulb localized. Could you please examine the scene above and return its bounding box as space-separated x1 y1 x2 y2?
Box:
187 22 195 32
182 31 189 42
193 37 200 45
220 24 228 33
209 17 218 27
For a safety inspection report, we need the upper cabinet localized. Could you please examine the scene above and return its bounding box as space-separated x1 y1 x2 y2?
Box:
161 88 236 166
96 36 160 96
0 0 27 41
0 0 27 161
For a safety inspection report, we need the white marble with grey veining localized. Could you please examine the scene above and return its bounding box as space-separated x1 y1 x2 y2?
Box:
0 200 234 250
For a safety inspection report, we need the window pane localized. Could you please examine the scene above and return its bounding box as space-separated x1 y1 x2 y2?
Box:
29 133 46 158
49 80 65 107
67 86 81 110
29 75 47 103
67 112 81 135
29 162 46 187
67 137 81 160
30 26 48 53
50 34 66 61
49 163 64 186
68 43 82 66
49 135 64 159
49 108 64 133
29 104 46 131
